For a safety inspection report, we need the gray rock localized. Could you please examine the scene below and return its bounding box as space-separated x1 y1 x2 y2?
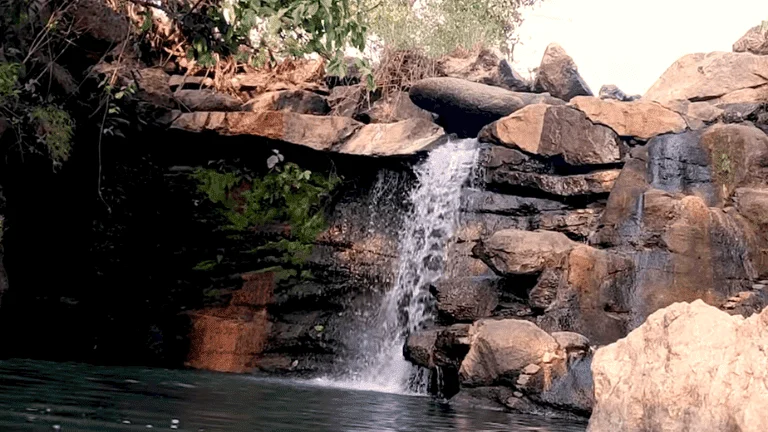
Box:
533 43 593 101
598 84 639 102
498 60 533 92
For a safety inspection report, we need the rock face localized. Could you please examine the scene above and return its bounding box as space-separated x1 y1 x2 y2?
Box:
644 52 768 105
186 272 274 373
409 77 564 135
479 104 621 165
534 44 593 101
569 96 687 140
733 25 768 55
588 300 768 432
175 89 242 112
243 90 330 115
171 112 445 156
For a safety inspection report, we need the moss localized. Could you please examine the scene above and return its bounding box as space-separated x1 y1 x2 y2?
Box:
30 105 74 166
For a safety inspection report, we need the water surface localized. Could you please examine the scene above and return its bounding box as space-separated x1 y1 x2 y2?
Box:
0 359 585 431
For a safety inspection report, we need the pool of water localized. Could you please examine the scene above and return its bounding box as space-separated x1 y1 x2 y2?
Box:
0 359 585 431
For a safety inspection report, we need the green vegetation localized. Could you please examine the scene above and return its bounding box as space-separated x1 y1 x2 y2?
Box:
192 152 340 279
366 0 539 57
30 105 74 165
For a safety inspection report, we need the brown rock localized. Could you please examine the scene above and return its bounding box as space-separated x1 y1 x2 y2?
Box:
533 43 593 101
735 187 768 229
459 319 560 387
487 170 621 197
588 300 768 432
171 111 360 151
474 229 577 275
336 119 446 156
529 268 562 311
175 89 242 111
569 96 687 140
699 124 768 202
438 48 502 85
244 90 330 115
644 52 768 105
328 85 365 117
404 329 439 369
659 99 723 130
480 104 621 165
433 278 499 322
733 25 768 55
551 332 590 354
72 0 130 44
360 91 434 123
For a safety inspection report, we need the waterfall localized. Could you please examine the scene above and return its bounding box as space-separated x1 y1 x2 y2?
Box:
342 138 479 393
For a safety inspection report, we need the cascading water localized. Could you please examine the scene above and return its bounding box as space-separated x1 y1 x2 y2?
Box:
341 138 480 393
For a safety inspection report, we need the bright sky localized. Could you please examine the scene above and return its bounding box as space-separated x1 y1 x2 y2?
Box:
511 0 768 96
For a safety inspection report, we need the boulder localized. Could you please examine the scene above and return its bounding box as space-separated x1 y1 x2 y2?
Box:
479 104 621 165
598 85 639 102
71 0 130 45
328 85 365 117
643 52 768 105
175 89 242 111
533 43 593 101
735 187 768 230
569 96 687 140
438 48 502 85
659 99 723 130
170 112 445 156
244 90 330 115
733 25 768 55
336 119 446 156
551 332 590 356
499 60 533 92
459 319 560 387
473 229 577 275
409 77 564 135
359 91 434 123
404 329 439 368
433 278 499 322
588 300 768 432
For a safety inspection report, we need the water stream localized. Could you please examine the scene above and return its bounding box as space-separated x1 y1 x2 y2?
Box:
339 138 479 393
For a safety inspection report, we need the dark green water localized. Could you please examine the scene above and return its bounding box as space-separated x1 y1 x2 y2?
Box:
0 359 585 431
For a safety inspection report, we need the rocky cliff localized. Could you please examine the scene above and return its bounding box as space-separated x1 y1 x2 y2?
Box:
2 1 768 424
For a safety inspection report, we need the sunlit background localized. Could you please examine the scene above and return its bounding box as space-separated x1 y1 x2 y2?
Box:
512 0 768 96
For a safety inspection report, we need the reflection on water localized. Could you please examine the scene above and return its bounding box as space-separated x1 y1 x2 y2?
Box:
0 359 584 431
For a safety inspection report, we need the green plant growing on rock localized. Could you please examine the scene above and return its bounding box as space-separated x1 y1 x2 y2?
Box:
30 105 74 165
192 151 340 281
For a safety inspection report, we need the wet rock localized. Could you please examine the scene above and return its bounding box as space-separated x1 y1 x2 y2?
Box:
244 90 330 115
499 60 533 92
733 25 768 55
479 146 552 174
171 113 445 156
462 189 569 216
588 300 768 432
598 85 639 102
175 89 242 112
533 43 593 101
409 77 564 136
569 96 687 140
459 319 560 387
643 52 768 105
474 229 577 275
479 105 622 166
404 329 439 368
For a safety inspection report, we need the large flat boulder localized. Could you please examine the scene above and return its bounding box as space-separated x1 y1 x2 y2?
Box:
479 104 621 165
409 77 564 135
170 112 445 156
644 52 768 105
473 229 577 275
533 43 593 101
588 300 768 432
569 96 687 140
486 169 621 197
459 319 560 387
